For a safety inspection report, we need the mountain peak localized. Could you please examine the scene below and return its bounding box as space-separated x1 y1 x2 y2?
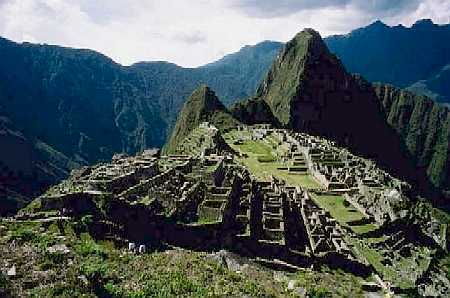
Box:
255 29 416 181
187 84 226 113
293 28 321 39
363 20 389 32
257 29 335 124
412 18 435 28
370 20 388 27
164 85 237 153
291 28 324 47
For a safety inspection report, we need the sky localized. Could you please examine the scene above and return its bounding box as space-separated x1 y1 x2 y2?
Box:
0 0 449 67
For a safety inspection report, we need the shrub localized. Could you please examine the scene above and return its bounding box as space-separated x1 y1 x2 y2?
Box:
9 225 35 243
131 271 207 297
75 235 108 259
0 273 11 297
257 155 276 163
80 256 109 281
309 287 332 298
47 283 85 298
41 251 67 271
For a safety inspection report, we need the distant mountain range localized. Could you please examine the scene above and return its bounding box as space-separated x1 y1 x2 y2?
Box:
0 19 449 211
326 19 450 106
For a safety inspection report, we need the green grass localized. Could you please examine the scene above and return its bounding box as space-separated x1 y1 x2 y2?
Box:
274 171 321 190
239 140 274 157
224 133 322 190
294 267 366 297
2 218 286 297
310 194 377 234
197 211 222 225
350 238 433 289
350 224 378 234
311 195 363 223
257 155 276 163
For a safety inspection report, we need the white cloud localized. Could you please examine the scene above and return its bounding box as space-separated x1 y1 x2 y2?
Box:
229 0 421 18
0 0 448 67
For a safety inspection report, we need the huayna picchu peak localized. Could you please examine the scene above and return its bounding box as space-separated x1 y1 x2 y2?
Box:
1 14 450 298
250 29 435 197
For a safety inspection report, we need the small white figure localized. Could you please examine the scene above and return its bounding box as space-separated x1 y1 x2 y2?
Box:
138 244 146 254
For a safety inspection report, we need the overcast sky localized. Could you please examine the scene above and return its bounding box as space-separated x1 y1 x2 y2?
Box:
0 0 449 67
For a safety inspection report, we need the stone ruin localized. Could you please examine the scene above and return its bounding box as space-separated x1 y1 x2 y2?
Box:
22 123 448 293
28 146 373 275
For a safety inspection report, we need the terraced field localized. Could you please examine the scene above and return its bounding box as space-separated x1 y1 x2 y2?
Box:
224 130 321 190
310 194 377 234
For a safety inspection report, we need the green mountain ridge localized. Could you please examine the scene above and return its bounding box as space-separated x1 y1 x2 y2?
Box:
374 84 450 192
164 85 238 154
0 36 280 207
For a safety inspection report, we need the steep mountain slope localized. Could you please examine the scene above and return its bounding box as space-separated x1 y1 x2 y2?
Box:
130 41 282 132
407 64 450 107
325 19 450 104
0 37 166 162
0 36 281 159
163 85 238 154
230 97 278 125
374 84 450 193
254 29 430 193
0 113 79 215
0 37 280 202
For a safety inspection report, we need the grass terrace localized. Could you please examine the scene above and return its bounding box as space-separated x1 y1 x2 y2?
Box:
311 194 377 234
224 130 321 190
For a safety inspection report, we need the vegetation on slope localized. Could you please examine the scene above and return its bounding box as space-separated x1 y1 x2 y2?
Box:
0 37 282 202
230 96 279 125
0 219 283 297
163 85 239 154
0 114 80 215
374 84 450 192
407 64 450 106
